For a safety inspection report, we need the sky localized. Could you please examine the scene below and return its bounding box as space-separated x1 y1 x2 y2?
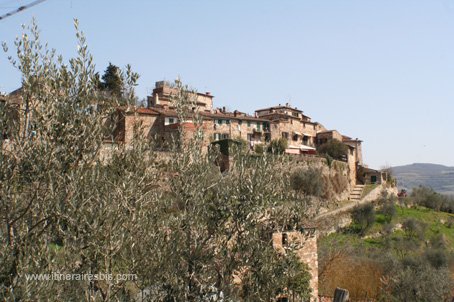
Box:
1 0 454 169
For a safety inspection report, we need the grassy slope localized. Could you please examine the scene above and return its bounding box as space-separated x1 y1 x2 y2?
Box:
318 206 454 298
321 206 454 250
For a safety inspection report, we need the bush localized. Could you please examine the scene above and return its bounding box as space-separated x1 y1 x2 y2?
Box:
402 218 426 240
381 264 453 302
317 139 348 161
267 138 288 154
424 249 448 269
331 172 349 194
351 203 375 235
410 186 453 212
381 200 396 223
290 168 325 197
254 144 264 154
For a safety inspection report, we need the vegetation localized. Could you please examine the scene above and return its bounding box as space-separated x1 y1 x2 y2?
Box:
267 137 288 154
410 185 454 213
93 62 139 105
317 139 348 161
351 204 376 235
361 184 378 199
0 20 313 301
290 167 325 197
319 193 454 301
254 143 264 154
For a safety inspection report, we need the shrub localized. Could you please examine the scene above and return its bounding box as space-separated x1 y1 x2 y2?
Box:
254 143 264 154
290 168 325 197
317 139 348 161
381 264 453 302
351 203 375 235
381 200 396 223
402 218 427 240
424 249 448 269
267 138 288 154
410 186 447 211
331 172 349 194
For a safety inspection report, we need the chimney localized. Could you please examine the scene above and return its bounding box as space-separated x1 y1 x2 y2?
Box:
234 110 238 117
206 92 211 96
222 106 226 113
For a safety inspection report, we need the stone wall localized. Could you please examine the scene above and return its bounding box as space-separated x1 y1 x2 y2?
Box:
285 156 352 203
273 231 319 301
124 114 159 144
346 147 357 187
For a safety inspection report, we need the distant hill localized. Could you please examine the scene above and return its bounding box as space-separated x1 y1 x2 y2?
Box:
392 163 454 195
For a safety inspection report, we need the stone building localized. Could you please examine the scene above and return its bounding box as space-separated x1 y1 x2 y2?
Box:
4 80 366 186
255 104 322 154
147 80 214 110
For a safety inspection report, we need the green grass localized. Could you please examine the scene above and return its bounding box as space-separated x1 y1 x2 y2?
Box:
320 205 454 252
361 184 378 198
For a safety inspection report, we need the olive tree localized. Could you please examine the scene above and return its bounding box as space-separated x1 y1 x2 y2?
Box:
1 20 312 301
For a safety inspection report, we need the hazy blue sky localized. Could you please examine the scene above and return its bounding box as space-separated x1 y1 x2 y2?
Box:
1 0 454 168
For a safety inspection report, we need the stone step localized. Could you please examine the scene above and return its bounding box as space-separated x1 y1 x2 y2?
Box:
348 184 365 201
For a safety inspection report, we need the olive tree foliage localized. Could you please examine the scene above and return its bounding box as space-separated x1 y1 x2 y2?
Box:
290 167 325 198
380 263 452 302
0 20 312 301
0 19 145 301
317 139 348 161
351 203 375 235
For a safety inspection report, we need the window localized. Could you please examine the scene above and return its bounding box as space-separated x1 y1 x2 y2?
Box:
247 121 251 127
169 118 174 124
226 119 230 124
292 134 298 141
222 133 229 139
282 132 289 139
218 119 222 125
214 133 221 140
247 133 253 141
238 120 243 125
292 112 299 117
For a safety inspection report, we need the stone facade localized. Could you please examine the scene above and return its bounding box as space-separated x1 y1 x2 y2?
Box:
3 82 366 187
272 230 319 301
147 81 214 111
256 104 318 152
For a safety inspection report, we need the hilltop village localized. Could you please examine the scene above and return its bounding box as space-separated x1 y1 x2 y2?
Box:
1 80 385 187
109 80 383 188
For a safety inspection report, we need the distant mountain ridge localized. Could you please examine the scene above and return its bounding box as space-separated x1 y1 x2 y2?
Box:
392 163 454 195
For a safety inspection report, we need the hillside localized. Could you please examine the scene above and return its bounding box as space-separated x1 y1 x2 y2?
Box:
392 163 454 195
318 205 454 300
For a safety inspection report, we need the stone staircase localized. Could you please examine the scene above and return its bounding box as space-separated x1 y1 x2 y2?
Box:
348 184 365 202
